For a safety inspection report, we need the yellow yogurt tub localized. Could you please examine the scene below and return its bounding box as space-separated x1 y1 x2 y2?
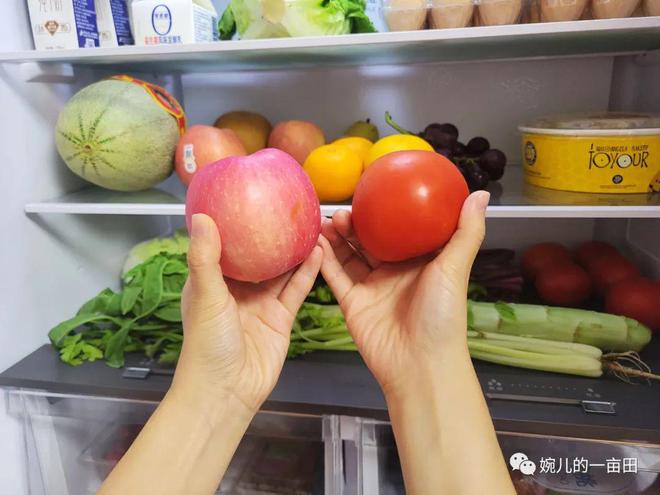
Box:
520 113 660 194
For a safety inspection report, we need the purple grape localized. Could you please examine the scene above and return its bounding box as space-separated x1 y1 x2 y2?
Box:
455 162 469 178
435 147 454 161
467 137 490 155
466 164 490 191
453 141 468 157
423 125 454 149
437 123 459 142
479 149 507 181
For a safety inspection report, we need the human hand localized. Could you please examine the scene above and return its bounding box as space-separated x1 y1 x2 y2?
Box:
319 191 489 397
174 213 322 415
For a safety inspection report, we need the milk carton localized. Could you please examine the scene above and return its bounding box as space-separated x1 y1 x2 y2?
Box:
130 0 218 46
95 0 134 46
27 0 100 50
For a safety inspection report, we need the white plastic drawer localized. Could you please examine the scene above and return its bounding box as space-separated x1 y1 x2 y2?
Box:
6 389 342 495
340 417 660 495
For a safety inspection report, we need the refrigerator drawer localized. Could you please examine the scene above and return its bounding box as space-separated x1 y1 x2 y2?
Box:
340 417 660 495
6 389 344 495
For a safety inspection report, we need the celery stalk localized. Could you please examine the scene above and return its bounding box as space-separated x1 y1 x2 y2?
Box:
468 301 651 352
467 340 603 378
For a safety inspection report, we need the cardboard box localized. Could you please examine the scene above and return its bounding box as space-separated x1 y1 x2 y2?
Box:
131 0 218 46
95 0 134 46
27 0 100 50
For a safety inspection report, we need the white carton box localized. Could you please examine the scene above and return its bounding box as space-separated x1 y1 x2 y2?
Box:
131 0 218 46
95 0 134 47
27 0 100 50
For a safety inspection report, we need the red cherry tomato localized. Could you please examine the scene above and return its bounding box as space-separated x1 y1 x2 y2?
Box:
351 150 469 262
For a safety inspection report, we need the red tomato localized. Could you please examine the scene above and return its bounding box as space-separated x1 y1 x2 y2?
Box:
535 262 592 306
574 241 620 269
351 150 469 262
605 278 660 330
521 243 572 281
587 254 640 296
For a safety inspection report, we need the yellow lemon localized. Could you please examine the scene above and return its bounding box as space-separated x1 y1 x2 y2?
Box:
303 144 363 202
364 134 433 168
333 136 373 163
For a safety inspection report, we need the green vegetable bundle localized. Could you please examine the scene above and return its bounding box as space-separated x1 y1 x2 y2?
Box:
289 298 656 380
49 253 187 368
49 256 656 380
218 0 376 40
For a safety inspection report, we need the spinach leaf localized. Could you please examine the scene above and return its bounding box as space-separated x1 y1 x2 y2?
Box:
121 286 142 315
137 257 167 317
49 313 119 346
104 319 135 368
163 259 188 275
105 291 123 316
77 288 115 316
158 342 182 364
154 302 182 322
50 252 189 367
80 343 103 361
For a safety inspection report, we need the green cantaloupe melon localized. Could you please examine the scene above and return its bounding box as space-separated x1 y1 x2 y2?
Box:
55 78 182 192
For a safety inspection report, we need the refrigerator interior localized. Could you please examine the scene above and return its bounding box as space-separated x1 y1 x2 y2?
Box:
0 0 659 492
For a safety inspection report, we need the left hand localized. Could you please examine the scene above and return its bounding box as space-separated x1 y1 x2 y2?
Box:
173 214 322 415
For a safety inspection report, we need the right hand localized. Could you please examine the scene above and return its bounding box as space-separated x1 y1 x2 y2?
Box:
319 191 489 397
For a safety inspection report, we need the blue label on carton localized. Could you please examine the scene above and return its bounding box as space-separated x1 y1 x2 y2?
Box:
110 0 134 45
73 0 100 47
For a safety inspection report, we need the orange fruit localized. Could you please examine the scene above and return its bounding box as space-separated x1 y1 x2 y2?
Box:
364 134 433 168
303 144 363 202
333 136 373 164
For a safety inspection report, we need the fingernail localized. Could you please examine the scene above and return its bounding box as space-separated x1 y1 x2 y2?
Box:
191 214 208 238
471 191 490 212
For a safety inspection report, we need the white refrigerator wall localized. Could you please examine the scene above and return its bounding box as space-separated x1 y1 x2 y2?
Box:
181 56 614 164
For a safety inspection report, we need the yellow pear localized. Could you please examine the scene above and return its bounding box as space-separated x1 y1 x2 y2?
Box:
214 111 272 154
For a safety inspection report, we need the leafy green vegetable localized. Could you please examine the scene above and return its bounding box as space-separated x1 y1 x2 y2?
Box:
50 253 187 367
218 0 376 40
121 287 142 315
154 302 183 322
467 282 487 300
218 6 237 40
121 230 189 276
307 281 336 304
104 319 136 368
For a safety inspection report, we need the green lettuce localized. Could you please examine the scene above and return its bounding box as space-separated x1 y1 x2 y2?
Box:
219 0 376 40
121 229 189 277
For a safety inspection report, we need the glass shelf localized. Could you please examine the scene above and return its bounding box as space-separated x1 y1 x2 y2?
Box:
25 167 660 219
2 18 660 72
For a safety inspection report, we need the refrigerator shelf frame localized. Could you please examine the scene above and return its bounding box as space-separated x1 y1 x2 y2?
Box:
2 17 660 73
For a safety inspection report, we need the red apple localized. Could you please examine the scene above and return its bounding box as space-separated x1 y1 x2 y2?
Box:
175 125 247 186
185 148 321 282
267 120 325 165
